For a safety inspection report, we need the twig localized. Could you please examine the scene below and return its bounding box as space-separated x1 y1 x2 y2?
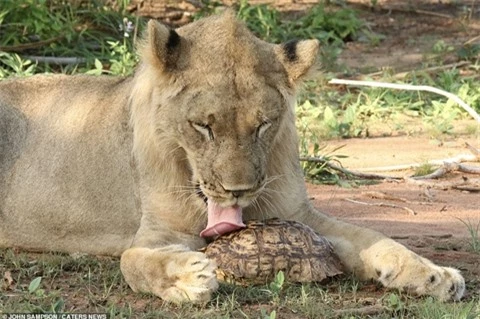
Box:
413 9 455 20
455 164 480 174
22 56 87 65
354 154 479 173
465 142 480 157
363 61 471 80
329 79 480 123
345 198 417 215
392 234 453 239
361 191 433 206
0 35 65 52
413 162 480 180
465 35 480 45
453 185 480 192
405 177 480 190
299 156 401 180
412 162 458 180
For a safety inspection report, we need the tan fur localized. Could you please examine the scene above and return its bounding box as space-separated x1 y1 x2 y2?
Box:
0 11 464 303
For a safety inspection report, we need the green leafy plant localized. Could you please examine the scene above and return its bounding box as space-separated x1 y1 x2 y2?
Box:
28 276 43 295
107 39 138 76
269 271 285 295
0 0 140 74
423 100 459 136
384 293 406 313
236 1 362 45
457 219 480 253
85 18 138 76
0 0 74 47
413 162 436 177
260 308 277 319
262 271 285 305
0 52 36 78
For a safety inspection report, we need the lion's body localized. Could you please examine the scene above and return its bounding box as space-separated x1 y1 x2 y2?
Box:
0 11 465 303
0 76 139 254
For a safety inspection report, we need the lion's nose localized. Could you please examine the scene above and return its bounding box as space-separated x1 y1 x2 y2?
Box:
231 190 245 198
223 186 254 198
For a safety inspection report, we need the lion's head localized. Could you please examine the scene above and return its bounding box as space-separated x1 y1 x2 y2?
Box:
130 10 319 236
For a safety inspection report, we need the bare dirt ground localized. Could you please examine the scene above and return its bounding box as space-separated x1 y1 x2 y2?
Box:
300 0 480 299
307 136 480 298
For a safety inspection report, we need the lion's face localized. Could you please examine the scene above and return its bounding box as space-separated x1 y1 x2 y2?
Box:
172 76 286 208
132 11 319 235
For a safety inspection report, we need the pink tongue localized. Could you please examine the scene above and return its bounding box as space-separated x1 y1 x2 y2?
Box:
200 199 245 237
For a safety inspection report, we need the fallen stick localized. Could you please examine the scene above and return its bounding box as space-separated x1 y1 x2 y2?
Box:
405 177 480 190
22 56 87 65
0 35 65 52
354 153 479 173
453 185 480 192
413 162 480 180
344 198 417 215
334 305 385 317
361 191 433 205
363 61 471 80
391 234 453 239
465 142 480 157
299 156 402 180
329 79 480 123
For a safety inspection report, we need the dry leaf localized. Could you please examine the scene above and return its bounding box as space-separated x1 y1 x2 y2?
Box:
3 270 14 290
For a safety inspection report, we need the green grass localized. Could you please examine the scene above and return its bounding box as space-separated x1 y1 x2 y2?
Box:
1 248 479 318
457 219 480 254
412 162 436 177
0 0 140 75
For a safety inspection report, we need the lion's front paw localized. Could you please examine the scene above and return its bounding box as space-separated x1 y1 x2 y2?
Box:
121 245 218 303
361 239 465 301
159 248 219 303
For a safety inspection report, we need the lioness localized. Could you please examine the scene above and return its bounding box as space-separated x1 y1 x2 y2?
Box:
0 11 464 303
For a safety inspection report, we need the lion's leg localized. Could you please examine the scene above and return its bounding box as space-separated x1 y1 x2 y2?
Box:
120 245 218 303
297 207 465 301
119 217 218 304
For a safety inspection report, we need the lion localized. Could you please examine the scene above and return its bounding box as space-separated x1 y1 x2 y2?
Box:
0 10 464 303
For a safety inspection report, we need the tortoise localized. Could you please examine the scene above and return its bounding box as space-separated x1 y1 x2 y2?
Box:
203 219 343 285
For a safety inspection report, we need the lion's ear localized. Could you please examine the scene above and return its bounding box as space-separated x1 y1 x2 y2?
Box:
139 20 182 72
275 39 320 84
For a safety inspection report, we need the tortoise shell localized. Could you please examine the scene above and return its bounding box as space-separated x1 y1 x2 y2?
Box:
204 219 343 285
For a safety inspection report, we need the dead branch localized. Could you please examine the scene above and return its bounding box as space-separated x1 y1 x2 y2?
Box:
361 191 433 205
0 35 65 52
299 157 401 180
344 198 417 215
453 185 480 192
364 61 471 80
391 234 453 240
413 162 480 180
405 177 480 190
362 191 408 202
409 8 455 20
465 35 480 45
412 162 458 180
22 56 87 65
355 153 479 173
465 142 480 157
334 305 385 317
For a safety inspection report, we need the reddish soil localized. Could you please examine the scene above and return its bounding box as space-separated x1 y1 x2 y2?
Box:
307 136 480 298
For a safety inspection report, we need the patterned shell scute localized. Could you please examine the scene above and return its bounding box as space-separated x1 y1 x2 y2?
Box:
204 219 343 285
